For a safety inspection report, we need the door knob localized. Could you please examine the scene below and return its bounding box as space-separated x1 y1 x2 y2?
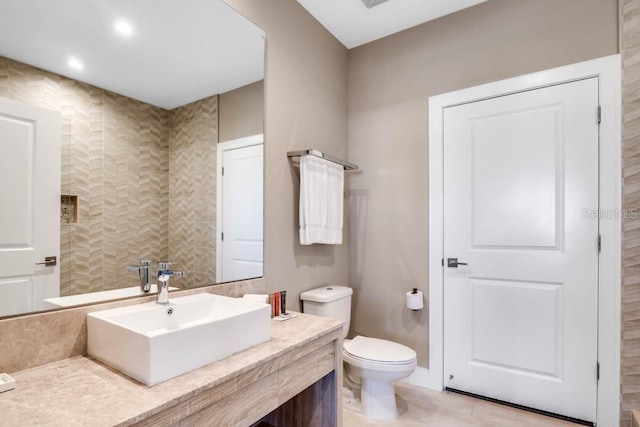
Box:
447 258 467 268
35 256 57 267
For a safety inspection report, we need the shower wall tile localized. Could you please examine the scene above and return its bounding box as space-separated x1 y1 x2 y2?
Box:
624 1 640 424
171 94 218 125
169 95 218 288
102 98 171 292
64 79 93 295
88 86 104 293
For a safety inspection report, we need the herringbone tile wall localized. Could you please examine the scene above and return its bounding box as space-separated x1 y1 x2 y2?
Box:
623 1 640 424
169 96 218 288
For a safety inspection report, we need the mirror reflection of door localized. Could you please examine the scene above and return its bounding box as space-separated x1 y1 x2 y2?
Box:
0 97 61 316
216 135 264 283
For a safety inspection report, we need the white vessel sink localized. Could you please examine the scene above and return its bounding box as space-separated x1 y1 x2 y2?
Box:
87 293 271 385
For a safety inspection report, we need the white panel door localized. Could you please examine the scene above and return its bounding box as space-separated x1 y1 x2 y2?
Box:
443 78 599 422
0 97 60 316
220 143 263 282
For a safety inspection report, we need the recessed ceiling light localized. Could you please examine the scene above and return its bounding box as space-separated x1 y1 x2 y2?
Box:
115 21 134 36
68 57 83 70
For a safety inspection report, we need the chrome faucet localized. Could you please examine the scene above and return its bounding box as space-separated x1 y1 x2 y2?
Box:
127 259 152 293
156 261 184 305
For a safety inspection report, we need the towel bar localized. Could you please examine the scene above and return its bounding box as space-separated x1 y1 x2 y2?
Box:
287 149 359 171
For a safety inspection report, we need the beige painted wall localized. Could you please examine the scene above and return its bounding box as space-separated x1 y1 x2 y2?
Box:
347 0 619 367
225 0 349 309
219 80 264 142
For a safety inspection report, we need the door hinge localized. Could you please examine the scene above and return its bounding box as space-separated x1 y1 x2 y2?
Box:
598 234 601 253
221 232 224 241
441 258 444 267
222 166 225 176
597 105 601 125
597 362 600 381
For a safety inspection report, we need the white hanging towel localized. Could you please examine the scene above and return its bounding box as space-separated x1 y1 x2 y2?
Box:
299 154 344 245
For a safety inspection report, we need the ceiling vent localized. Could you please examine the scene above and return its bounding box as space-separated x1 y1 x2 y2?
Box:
361 0 389 9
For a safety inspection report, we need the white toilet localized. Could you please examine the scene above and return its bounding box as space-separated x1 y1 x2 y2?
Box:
300 285 417 420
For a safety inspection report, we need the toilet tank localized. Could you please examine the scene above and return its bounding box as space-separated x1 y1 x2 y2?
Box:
300 285 353 338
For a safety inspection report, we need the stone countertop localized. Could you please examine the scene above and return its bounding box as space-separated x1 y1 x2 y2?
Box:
0 312 342 427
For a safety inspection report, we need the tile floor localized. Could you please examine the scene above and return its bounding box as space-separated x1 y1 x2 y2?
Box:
342 383 582 426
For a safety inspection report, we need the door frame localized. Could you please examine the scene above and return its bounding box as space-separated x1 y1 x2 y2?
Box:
216 133 264 283
428 55 621 425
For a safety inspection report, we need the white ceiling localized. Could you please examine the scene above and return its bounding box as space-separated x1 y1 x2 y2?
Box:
0 0 264 109
296 0 487 49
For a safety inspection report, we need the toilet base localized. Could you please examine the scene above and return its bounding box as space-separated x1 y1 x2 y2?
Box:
361 378 398 420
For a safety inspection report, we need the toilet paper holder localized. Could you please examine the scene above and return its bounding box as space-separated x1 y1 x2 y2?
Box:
406 288 424 311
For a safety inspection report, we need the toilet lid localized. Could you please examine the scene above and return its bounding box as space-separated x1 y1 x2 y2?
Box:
343 335 416 364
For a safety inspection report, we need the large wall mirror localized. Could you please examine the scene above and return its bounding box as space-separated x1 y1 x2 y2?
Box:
0 0 265 318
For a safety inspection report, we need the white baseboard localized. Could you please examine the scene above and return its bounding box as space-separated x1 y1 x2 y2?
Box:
398 367 441 391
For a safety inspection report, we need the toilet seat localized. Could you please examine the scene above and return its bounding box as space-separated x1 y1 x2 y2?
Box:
343 335 416 366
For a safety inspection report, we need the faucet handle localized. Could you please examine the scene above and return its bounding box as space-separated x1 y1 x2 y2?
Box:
157 261 174 271
127 259 152 272
129 259 151 268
